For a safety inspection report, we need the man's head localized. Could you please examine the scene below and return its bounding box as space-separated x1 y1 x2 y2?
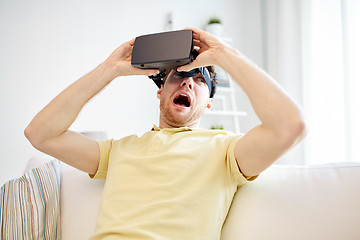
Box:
157 67 217 128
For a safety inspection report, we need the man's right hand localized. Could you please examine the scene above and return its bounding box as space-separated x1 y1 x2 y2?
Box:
104 38 159 77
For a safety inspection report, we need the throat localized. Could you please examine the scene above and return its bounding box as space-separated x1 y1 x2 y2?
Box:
158 114 200 129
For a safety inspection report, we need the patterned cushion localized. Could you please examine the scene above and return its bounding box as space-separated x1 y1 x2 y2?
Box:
0 160 61 239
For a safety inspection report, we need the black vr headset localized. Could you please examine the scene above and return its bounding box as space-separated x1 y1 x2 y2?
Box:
131 30 212 97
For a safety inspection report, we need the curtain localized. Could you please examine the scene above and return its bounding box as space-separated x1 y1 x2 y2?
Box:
262 0 360 164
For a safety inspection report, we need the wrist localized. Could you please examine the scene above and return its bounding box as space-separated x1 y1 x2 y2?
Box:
216 45 242 70
99 60 122 80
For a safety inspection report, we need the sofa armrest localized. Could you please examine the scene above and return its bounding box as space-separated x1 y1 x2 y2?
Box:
221 163 360 240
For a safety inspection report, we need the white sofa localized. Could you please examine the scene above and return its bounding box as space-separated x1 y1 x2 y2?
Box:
22 154 360 240
3 130 355 239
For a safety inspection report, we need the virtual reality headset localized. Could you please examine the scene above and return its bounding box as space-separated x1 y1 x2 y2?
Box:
131 30 212 97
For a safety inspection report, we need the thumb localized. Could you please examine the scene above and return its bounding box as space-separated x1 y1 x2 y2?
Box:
130 67 160 76
177 60 201 72
143 69 160 76
144 69 160 76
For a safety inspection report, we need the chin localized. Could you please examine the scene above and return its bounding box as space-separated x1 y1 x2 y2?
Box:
169 112 201 128
160 101 203 128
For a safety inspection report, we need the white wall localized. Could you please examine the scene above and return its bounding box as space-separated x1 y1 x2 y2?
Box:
0 0 302 185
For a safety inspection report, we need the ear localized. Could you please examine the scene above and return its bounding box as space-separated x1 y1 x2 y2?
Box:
205 98 213 112
157 85 164 99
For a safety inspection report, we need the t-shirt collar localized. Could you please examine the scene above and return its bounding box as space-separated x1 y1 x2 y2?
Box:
151 125 194 133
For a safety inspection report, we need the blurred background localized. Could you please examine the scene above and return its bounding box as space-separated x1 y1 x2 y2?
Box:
1 0 359 186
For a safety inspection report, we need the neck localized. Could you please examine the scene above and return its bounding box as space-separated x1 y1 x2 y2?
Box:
158 117 200 129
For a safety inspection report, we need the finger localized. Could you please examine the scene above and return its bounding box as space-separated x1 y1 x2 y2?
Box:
177 60 202 72
196 47 207 55
192 31 201 41
193 40 209 50
182 27 196 32
126 38 136 46
183 27 217 46
193 45 207 55
181 27 201 40
183 27 202 35
130 67 160 76
143 69 160 76
194 28 220 45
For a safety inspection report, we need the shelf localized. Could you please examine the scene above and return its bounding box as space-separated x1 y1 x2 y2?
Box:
205 110 247 116
199 48 245 133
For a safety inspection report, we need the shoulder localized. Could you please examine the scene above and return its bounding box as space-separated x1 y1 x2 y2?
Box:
196 128 243 138
97 133 141 147
186 129 244 146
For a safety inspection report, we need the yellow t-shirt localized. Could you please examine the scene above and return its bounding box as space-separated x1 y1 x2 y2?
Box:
89 126 254 240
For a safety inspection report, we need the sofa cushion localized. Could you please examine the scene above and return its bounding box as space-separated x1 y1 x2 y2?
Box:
60 162 105 240
20 153 105 240
221 162 360 240
0 160 61 239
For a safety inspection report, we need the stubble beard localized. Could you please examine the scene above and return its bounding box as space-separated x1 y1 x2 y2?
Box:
159 99 204 128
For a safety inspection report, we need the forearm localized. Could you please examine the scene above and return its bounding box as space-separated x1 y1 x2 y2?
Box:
25 61 117 146
181 28 306 175
218 48 305 136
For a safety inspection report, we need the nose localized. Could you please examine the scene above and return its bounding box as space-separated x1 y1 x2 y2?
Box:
181 77 193 90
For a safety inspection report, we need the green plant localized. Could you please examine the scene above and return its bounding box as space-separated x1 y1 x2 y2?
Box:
211 125 224 130
208 17 221 24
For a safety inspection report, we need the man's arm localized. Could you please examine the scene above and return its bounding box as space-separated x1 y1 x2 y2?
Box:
178 28 307 177
222 52 306 177
25 38 159 175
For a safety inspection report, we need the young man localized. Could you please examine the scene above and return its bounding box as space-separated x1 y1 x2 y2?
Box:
25 28 306 239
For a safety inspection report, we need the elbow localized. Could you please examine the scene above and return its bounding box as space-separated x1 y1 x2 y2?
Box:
24 124 43 149
24 124 32 142
24 124 36 146
283 117 308 148
297 118 308 139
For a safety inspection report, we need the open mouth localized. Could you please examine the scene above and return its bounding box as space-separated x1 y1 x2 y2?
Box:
173 93 191 108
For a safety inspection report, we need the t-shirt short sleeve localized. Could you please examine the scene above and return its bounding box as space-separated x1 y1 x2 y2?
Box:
89 139 113 179
225 134 258 187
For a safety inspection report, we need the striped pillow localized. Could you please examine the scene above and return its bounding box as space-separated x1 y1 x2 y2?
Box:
0 160 61 239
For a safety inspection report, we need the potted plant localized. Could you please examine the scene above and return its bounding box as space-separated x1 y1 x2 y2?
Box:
205 17 223 36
